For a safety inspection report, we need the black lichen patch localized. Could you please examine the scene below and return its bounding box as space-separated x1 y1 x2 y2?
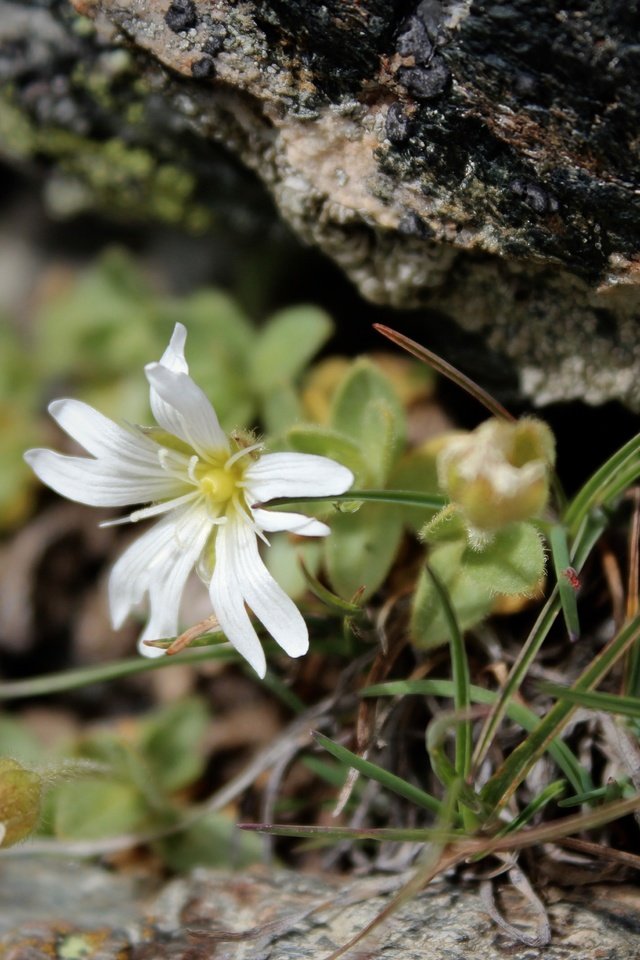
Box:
454 0 640 183
378 96 635 281
254 0 414 100
396 14 433 64
509 178 558 215
397 55 450 100
164 0 198 34
398 211 434 238
385 101 411 143
191 57 216 79
202 25 227 57
395 0 444 63
377 0 640 283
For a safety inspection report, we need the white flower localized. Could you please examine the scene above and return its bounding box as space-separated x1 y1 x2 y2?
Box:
24 323 354 677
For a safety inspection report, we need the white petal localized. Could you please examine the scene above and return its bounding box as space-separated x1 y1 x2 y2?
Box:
209 523 267 678
228 518 309 659
246 453 354 503
252 508 330 537
49 399 164 467
24 449 186 507
159 323 189 374
149 324 190 444
108 503 211 655
145 363 228 457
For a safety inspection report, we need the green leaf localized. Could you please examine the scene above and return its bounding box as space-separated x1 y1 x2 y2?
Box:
326 502 403 599
262 533 323 601
420 505 467 543
140 697 210 793
170 288 254 358
0 717 45 764
411 541 494 649
462 522 546 597
331 360 406 485
388 447 443 531
287 425 369 481
36 249 159 380
250 305 333 392
314 732 443 815
51 779 148 840
157 811 263 870
298 554 365 615
261 383 302 435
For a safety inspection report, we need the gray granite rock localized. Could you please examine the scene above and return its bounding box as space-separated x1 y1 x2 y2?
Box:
0 859 639 959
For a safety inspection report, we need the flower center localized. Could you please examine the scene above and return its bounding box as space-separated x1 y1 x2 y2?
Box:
199 466 237 504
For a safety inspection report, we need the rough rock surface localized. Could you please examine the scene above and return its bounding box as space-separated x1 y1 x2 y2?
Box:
0 0 639 407
1 858 640 959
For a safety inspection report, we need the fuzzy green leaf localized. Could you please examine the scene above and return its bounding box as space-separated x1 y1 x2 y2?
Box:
331 360 406 485
287 425 369 481
140 697 210 794
388 447 443 531
421 505 467 544
411 541 494 649
52 779 148 840
261 383 302 435
156 811 263 870
326 502 403 599
462 522 546 596
251 305 333 391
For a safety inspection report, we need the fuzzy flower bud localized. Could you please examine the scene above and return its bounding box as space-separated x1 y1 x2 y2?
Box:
437 417 555 534
0 758 42 847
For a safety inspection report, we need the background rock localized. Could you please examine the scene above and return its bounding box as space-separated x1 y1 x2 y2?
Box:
0 0 639 408
1 859 640 958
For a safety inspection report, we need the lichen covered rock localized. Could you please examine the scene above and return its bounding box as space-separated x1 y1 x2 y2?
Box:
0 0 638 408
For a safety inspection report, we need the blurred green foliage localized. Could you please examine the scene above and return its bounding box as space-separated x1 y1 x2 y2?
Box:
0 701 262 867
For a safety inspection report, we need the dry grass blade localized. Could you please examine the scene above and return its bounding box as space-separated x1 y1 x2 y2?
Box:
319 793 640 959
555 836 640 871
373 324 516 422
164 614 221 655
333 617 408 816
480 865 551 947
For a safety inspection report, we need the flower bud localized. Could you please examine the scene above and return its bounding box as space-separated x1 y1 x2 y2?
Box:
437 418 555 533
0 758 42 847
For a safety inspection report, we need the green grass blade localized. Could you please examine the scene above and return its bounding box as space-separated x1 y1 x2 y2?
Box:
313 732 444 816
423 562 472 778
538 683 640 718
254 489 448 510
0 646 238 700
565 432 640 535
362 679 591 796
238 822 462 842
548 523 580 641
558 780 627 808
497 780 566 836
481 613 640 812
471 508 608 772
297 556 365 616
